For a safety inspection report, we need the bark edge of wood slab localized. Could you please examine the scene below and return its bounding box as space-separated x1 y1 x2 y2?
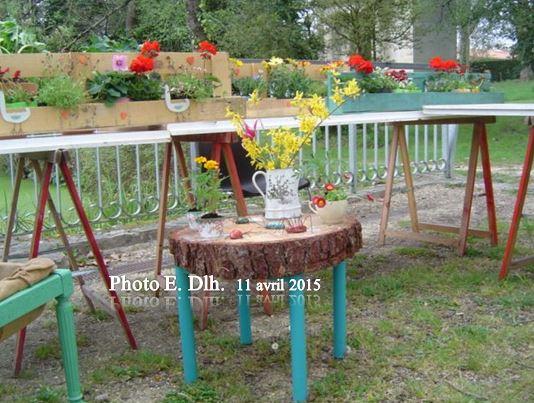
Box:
169 217 362 279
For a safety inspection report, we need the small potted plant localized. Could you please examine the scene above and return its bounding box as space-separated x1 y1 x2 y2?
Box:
309 182 350 225
186 156 228 239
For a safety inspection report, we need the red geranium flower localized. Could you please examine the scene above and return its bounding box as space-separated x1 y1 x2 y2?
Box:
129 55 154 74
141 41 160 58
198 41 218 59
312 196 326 208
442 59 460 72
347 54 365 68
12 70 21 80
358 60 374 74
347 54 373 74
324 183 335 192
429 56 460 73
429 56 444 70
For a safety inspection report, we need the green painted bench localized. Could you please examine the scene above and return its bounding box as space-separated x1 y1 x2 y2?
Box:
0 269 83 403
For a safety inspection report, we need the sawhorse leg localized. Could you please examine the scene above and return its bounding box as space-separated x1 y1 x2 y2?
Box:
14 160 53 375
30 160 95 312
499 127 534 279
13 151 138 376
458 122 498 254
2 157 25 262
378 121 497 254
58 155 137 349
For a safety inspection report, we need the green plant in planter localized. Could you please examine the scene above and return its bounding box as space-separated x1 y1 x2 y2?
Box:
166 73 219 100
357 70 398 93
232 76 267 97
127 73 163 101
5 84 34 104
393 82 421 93
87 71 131 105
37 76 86 109
268 64 314 98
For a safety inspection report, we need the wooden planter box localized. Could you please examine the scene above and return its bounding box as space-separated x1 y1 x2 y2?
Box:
246 98 301 118
328 91 505 114
327 71 504 114
0 97 245 138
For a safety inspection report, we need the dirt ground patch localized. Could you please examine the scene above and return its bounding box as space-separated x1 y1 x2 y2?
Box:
1 175 533 402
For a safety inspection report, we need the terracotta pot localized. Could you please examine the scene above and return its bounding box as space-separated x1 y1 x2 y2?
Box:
309 199 348 225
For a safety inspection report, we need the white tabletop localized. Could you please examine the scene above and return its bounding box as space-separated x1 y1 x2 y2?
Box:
167 111 436 136
423 103 534 117
0 129 170 155
2 105 532 155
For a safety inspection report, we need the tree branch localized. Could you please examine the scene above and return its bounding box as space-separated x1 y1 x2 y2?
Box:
60 0 133 51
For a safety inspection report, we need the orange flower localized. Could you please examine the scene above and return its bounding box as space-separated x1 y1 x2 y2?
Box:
186 55 195 65
324 183 335 192
312 196 326 208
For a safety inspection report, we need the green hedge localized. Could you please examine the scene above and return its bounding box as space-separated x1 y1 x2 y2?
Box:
470 59 522 81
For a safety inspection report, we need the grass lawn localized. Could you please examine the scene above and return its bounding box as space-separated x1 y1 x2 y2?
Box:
455 79 534 167
0 173 74 234
2 238 531 402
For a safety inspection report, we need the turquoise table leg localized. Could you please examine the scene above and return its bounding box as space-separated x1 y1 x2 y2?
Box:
237 281 252 345
55 294 83 403
175 267 197 383
333 261 347 359
288 274 307 402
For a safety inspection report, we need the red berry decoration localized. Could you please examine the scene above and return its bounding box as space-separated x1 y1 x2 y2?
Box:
229 229 243 239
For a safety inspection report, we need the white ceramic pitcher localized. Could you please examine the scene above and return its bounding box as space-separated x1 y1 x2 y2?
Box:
252 168 302 220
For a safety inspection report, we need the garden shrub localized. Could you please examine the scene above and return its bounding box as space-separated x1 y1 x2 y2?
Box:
470 59 522 81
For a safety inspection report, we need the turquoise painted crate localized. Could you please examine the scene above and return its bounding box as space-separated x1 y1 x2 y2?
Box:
327 71 504 114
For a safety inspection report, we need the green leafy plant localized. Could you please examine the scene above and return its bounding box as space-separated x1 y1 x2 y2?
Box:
268 64 314 98
80 34 138 52
425 73 484 93
87 71 131 105
357 70 398 93
126 73 163 101
393 82 421 93
0 19 45 53
37 76 86 109
310 182 349 209
232 76 267 97
188 157 227 214
5 84 34 104
166 73 219 99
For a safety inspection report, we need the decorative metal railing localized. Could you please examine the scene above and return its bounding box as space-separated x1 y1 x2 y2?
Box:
0 122 456 236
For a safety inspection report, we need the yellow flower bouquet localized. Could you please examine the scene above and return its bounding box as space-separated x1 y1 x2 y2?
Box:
227 72 361 170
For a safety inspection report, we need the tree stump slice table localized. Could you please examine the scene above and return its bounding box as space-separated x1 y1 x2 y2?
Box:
169 216 362 280
169 216 362 402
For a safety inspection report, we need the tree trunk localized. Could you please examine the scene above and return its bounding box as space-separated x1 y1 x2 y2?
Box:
459 25 470 66
185 0 207 44
520 66 533 81
125 0 136 34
